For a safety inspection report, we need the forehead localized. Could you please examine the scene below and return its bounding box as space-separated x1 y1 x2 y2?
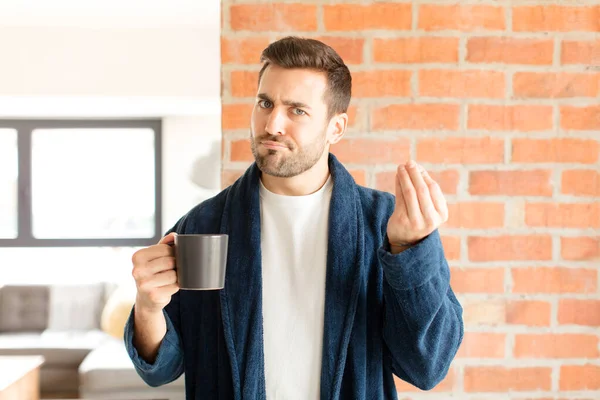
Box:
258 65 328 106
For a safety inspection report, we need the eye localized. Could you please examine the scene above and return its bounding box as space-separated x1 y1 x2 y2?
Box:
292 108 307 116
258 100 272 109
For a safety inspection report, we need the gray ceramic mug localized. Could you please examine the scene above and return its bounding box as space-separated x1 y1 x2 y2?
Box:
174 234 228 290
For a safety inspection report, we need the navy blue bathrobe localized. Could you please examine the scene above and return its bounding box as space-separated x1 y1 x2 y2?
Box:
124 153 464 399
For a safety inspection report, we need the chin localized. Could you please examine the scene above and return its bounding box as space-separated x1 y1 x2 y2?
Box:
256 158 283 175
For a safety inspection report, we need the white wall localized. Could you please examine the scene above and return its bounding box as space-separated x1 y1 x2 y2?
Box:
0 1 222 231
0 1 222 283
0 25 217 98
162 116 222 229
0 0 220 97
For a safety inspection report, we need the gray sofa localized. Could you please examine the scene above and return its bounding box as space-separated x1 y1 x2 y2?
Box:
0 283 184 399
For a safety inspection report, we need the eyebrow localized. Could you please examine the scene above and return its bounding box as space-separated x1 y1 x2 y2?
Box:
257 93 311 110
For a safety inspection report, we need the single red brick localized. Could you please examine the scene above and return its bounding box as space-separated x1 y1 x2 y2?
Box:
468 235 552 261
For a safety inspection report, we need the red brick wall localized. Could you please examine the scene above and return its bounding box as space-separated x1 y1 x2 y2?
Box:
221 1 600 397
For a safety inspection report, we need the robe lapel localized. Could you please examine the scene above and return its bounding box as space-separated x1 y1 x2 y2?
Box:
320 154 366 399
219 164 266 400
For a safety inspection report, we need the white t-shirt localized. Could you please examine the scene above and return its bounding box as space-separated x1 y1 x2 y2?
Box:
260 175 333 399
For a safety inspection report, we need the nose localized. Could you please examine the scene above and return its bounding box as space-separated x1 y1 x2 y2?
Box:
264 107 286 136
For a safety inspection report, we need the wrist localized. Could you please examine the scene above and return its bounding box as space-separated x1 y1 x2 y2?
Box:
134 298 164 318
388 236 425 254
389 242 414 254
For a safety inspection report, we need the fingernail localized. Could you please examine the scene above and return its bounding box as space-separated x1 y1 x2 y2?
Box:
407 160 416 168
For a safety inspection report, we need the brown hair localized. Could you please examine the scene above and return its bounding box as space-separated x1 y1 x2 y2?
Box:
258 36 352 120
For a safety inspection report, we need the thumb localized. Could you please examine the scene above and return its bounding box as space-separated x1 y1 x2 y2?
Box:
158 232 177 245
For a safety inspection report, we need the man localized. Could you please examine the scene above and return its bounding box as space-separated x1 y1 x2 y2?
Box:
125 36 463 399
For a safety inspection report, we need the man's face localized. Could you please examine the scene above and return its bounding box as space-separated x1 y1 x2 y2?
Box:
250 65 332 178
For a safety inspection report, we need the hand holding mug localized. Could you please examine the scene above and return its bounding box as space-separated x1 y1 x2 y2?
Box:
131 233 180 314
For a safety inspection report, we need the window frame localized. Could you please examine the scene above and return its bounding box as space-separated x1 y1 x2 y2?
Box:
0 119 163 247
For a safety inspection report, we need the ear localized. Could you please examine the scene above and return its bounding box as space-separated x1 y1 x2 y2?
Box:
327 112 348 145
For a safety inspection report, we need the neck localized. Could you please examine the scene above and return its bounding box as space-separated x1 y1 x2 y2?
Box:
260 152 330 196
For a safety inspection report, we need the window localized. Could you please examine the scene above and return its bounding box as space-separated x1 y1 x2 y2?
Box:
0 120 162 247
0 129 18 239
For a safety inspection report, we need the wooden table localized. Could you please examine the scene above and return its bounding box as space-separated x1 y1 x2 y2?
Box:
0 356 45 400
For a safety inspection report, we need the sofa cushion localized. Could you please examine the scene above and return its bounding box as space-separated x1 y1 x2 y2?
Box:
100 284 136 339
47 283 107 331
0 330 111 366
0 285 49 332
79 338 185 391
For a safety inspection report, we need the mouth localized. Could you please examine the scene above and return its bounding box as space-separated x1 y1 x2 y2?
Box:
260 140 288 150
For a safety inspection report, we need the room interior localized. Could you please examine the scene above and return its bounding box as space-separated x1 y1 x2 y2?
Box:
0 1 219 398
